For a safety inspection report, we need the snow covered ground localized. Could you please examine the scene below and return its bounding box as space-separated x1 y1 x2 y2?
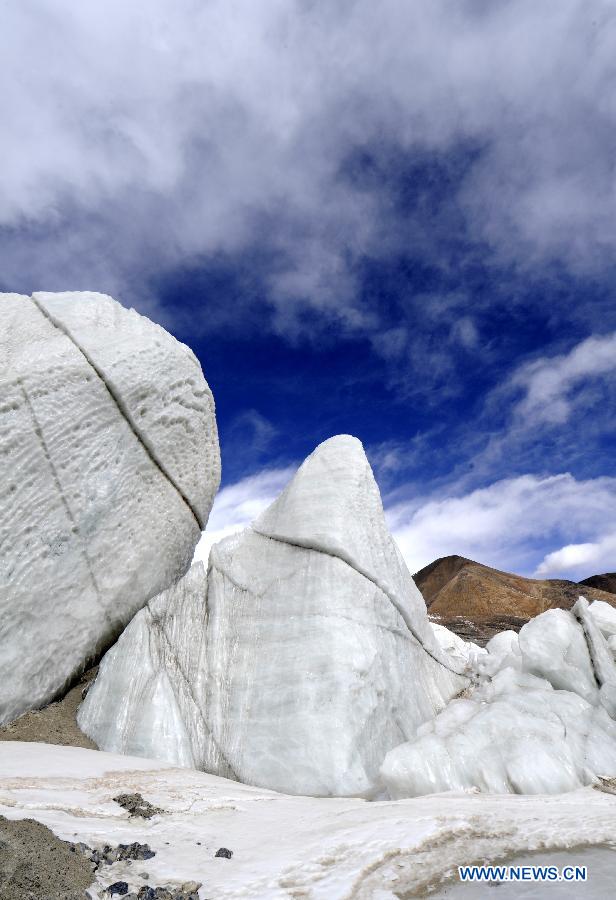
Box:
1 742 615 898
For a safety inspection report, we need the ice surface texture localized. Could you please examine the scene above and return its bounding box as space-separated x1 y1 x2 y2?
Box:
431 622 485 672
79 435 467 797
382 597 616 797
0 292 220 724
382 668 616 798
589 599 616 641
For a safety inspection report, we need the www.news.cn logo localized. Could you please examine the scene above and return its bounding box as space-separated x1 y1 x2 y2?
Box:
458 864 587 883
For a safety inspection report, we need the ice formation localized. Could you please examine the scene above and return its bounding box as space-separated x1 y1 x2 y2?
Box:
517 598 616 716
381 667 616 798
79 435 468 797
382 597 616 798
431 622 485 673
481 629 522 675
78 563 209 769
0 292 220 725
588 598 616 660
589 599 616 640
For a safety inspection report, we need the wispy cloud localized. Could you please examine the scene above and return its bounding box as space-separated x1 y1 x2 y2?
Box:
388 473 616 577
510 332 616 427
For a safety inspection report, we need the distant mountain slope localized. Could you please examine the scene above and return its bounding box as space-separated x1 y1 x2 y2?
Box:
414 555 616 620
579 573 616 595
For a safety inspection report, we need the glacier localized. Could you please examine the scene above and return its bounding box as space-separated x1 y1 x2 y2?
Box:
0 292 220 725
589 598 616 641
431 621 485 672
79 435 468 797
381 597 616 798
382 667 616 798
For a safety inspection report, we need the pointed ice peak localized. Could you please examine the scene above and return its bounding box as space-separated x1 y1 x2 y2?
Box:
252 434 458 668
254 435 382 560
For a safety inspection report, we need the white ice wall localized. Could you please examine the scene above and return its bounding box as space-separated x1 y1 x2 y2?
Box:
0 291 220 724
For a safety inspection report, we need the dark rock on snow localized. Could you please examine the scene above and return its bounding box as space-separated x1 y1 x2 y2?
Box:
113 793 164 819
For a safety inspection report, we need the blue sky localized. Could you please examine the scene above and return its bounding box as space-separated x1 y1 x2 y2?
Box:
3 1 616 579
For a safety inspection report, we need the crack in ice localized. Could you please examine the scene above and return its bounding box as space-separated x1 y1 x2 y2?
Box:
251 528 467 678
145 604 242 783
17 377 114 641
30 295 204 530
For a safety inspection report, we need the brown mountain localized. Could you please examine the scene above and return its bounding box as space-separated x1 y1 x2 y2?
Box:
579 573 616 595
414 555 616 645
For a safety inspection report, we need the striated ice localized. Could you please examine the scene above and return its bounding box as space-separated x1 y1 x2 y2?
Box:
517 608 599 703
251 435 453 661
573 597 616 717
77 563 208 769
33 291 219 526
588 599 616 639
0 292 220 724
79 435 468 797
381 667 616 798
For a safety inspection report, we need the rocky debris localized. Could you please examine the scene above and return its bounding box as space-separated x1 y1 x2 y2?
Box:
0 291 221 726
89 841 156 869
214 847 233 858
3 743 616 899
68 840 201 899
135 881 201 900
415 555 616 622
79 436 467 797
113 793 164 819
0 666 98 748
0 814 94 899
110 884 202 900
429 613 528 647
594 776 616 796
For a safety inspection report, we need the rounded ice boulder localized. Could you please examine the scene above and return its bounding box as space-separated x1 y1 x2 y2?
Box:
0 291 220 724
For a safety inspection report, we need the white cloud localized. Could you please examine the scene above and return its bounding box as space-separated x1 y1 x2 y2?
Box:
194 463 616 580
510 332 616 426
386 472 616 577
3 1 616 328
536 533 616 579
